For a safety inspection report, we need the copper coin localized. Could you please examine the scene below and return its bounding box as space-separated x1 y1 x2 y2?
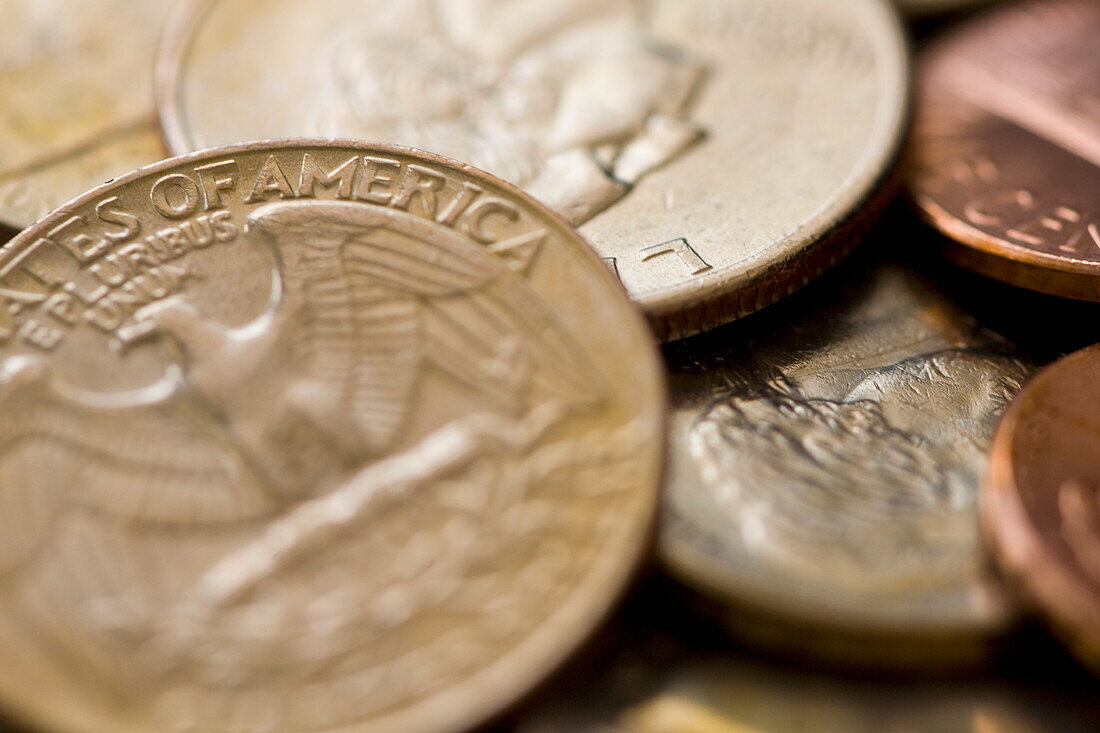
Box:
910 0 1100 300
983 344 1100 671
0 140 664 733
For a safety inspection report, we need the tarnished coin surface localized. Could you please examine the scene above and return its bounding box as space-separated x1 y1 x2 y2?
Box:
660 254 1030 650
984 344 1100 672
0 141 663 733
157 0 909 340
0 0 173 230
911 0 1100 300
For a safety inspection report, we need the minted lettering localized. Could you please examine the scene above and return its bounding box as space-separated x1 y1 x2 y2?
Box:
150 174 202 220
244 155 296 203
48 215 110 263
436 182 482 226
964 189 1035 229
354 156 401 205
638 238 711 275
95 196 141 242
298 153 358 199
392 164 446 218
195 159 239 210
462 198 520 244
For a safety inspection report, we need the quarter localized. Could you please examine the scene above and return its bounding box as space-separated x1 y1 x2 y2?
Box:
0 140 664 733
660 254 1029 656
157 0 909 340
0 0 173 230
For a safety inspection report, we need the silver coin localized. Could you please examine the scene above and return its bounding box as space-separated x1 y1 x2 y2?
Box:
156 0 909 340
0 0 173 229
659 254 1031 650
514 592 1100 732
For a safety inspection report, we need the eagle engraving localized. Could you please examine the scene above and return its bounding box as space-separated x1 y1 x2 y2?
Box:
0 199 604 673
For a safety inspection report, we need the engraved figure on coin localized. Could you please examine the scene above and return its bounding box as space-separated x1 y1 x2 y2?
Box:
309 0 708 224
680 267 1030 592
0 200 608 698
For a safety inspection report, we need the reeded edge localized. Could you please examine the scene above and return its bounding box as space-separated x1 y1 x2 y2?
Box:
153 0 912 341
981 345 1100 669
0 138 668 733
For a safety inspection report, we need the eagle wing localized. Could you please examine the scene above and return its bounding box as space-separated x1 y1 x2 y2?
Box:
245 200 602 450
0 356 273 578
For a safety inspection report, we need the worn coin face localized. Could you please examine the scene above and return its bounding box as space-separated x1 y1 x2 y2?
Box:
984 344 1100 672
910 0 1100 300
660 255 1030 648
0 141 663 733
0 0 173 230
157 0 909 340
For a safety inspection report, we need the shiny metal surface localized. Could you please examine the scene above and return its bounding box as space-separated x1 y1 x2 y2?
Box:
661 253 1031 646
910 0 1100 300
0 141 664 733
985 344 1100 673
511 579 1100 732
0 0 173 229
157 0 909 340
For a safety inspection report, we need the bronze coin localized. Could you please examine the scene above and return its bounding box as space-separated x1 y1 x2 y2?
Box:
983 344 1100 671
910 0 1100 300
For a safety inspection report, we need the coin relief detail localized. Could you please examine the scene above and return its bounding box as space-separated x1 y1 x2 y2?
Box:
0 143 663 733
159 0 908 338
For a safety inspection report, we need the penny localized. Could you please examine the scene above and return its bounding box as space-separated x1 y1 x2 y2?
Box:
910 0 1100 301
659 253 1031 655
0 141 664 733
156 0 909 340
984 344 1100 672
0 0 173 230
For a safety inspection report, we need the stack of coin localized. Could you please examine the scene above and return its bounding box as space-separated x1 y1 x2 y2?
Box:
0 0 1095 732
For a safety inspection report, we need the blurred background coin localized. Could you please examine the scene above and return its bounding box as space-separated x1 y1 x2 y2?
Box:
660 247 1031 662
508 579 1100 733
157 0 909 340
910 0 1100 300
0 0 174 232
0 140 663 733
984 344 1100 673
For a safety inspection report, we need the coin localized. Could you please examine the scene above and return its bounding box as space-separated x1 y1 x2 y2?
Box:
0 0 173 230
513 581 1100 732
910 0 1100 301
659 253 1031 655
984 344 1100 672
0 140 664 733
156 0 909 340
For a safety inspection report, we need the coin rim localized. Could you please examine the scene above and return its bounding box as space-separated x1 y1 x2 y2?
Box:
909 0 1100 300
0 138 667 733
981 344 1100 667
153 0 911 339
